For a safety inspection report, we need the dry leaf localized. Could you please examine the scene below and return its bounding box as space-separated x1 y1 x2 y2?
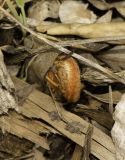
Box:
116 7 125 18
88 0 110 10
88 0 125 11
82 68 125 85
97 10 112 23
28 0 60 22
97 49 125 72
59 0 97 24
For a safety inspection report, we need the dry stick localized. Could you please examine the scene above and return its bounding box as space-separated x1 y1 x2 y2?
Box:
1 0 6 7
47 83 69 124
57 37 125 46
1 7 125 85
109 85 113 115
83 89 110 104
47 83 62 119
82 125 93 160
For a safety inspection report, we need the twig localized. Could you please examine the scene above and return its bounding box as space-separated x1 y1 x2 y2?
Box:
82 125 93 160
0 7 125 85
1 0 6 7
47 83 62 119
57 37 125 46
109 85 113 114
83 89 112 104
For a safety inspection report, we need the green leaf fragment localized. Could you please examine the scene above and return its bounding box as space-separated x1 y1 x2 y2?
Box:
16 0 25 8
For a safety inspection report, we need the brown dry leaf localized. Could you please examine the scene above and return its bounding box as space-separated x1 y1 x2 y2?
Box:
75 108 114 130
7 65 20 76
82 68 125 85
116 7 125 18
28 0 60 23
26 50 60 87
83 90 122 104
15 83 34 105
88 98 102 110
59 0 97 24
89 0 125 20
97 49 125 72
88 0 110 10
88 0 125 11
97 10 112 23
80 53 100 64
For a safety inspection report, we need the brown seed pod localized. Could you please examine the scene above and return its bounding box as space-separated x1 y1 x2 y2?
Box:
46 54 81 102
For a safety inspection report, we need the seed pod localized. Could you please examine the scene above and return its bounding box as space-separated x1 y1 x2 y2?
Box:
46 54 81 102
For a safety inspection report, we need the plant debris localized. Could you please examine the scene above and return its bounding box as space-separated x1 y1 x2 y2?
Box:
0 0 125 159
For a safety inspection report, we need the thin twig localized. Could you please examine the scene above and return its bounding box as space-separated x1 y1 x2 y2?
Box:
82 125 93 160
0 7 125 84
47 83 63 120
109 85 113 114
1 0 6 7
47 83 69 123
83 89 113 104
57 37 125 46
